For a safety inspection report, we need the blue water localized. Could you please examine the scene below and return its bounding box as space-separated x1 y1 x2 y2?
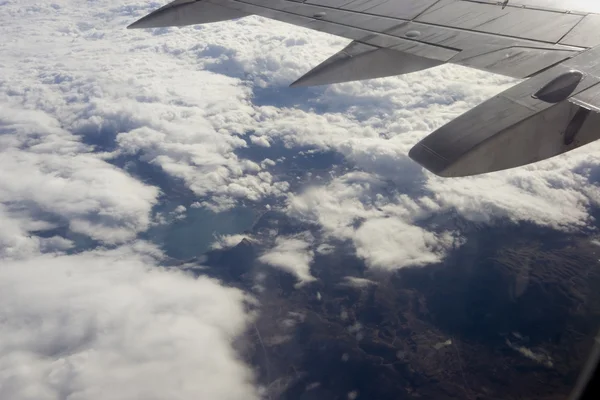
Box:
147 204 257 260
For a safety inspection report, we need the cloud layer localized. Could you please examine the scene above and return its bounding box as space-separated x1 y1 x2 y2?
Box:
0 244 258 400
259 234 316 283
3 1 600 398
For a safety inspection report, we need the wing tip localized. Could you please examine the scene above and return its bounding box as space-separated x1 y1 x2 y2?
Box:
126 1 250 30
126 13 157 29
408 142 452 177
289 77 320 88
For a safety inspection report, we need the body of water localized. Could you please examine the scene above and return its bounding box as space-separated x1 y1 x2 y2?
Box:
147 204 257 260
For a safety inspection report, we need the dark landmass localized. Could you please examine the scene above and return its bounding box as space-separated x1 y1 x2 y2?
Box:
185 211 600 400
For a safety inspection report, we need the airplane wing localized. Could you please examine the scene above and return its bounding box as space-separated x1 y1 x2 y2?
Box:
128 1 600 177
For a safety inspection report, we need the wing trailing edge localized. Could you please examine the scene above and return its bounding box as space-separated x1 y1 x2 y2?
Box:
127 0 249 29
570 83 600 113
290 41 444 87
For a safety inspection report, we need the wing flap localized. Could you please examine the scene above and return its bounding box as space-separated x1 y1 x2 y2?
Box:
344 0 439 20
127 0 249 29
298 8 404 32
451 46 577 79
290 40 445 87
504 0 600 14
415 0 584 43
560 14 600 49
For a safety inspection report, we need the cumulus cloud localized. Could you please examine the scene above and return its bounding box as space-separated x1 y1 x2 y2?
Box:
0 106 159 246
0 204 73 259
1 1 301 214
287 172 385 239
425 147 600 230
109 81 293 208
259 234 316 284
250 135 271 147
0 244 259 400
211 233 255 250
287 173 459 270
354 218 455 270
0 5 297 398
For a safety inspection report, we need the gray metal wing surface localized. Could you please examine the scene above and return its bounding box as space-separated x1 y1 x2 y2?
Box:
129 0 600 177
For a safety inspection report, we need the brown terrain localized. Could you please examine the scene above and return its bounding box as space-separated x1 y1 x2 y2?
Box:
203 213 600 400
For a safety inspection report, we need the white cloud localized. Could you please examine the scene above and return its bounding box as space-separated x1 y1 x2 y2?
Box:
210 233 254 250
425 147 600 230
0 107 159 246
0 204 73 259
287 172 384 240
316 243 334 255
1 2 301 214
341 276 377 288
0 244 259 400
250 135 271 147
1 150 158 243
505 339 553 368
287 173 459 270
173 205 187 214
354 218 454 270
259 234 316 284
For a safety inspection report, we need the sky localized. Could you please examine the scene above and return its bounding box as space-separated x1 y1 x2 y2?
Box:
2 0 600 399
